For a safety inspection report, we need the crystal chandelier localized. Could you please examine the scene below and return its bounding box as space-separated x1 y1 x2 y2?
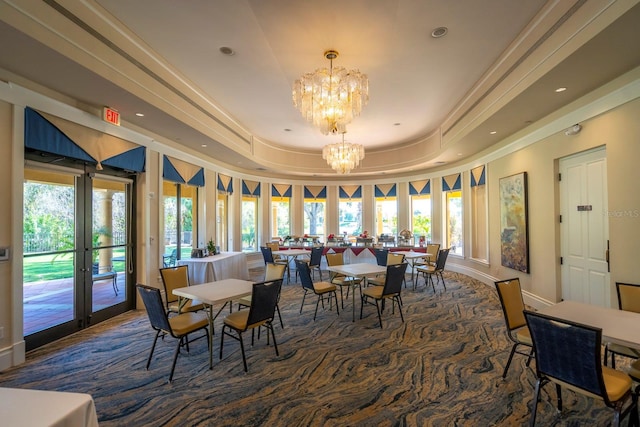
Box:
292 50 369 135
322 133 365 174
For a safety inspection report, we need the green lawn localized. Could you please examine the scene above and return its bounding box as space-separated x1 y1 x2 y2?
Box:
24 250 126 283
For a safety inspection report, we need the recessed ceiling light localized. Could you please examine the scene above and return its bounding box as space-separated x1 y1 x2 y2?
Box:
284 128 291 132
555 87 567 92
431 27 448 38
457 153 463 156
201 144 207 148
490 131 497 135
435 161 446 165
135 112 144 117
219 46 235 56
393 123 401 126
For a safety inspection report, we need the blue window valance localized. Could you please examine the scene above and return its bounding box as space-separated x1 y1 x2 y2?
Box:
272 184 292 198
409 179 430 195
304 185 326 199
339 185 362 199
470 165 486 187
162 155 205 186
242 180 260 197
375 184 396 198
217 174 233 194
442 173 462 191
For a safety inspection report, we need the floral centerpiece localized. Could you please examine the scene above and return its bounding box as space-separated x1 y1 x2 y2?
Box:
359 230 369 238
327 233 335 240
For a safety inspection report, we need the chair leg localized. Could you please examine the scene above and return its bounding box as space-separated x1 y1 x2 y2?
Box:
268 323 279 356
530 379 542 427
238 331 248 372
146 330 161 370
219 325 226 360
375 300 383 329
300 291 308 314
314 295 321 321
333 291 340 315
439 271 446 290
338 285 345 309
396 296 404 323
502 343 518 378
555 383 562 413
168 336 183 382
276 304 284 328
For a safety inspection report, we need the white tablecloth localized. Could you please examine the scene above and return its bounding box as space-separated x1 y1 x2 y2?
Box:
0 387 99 426
178 252 249 284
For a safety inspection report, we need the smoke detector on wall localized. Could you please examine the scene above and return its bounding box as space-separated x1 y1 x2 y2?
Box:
564 124 582 136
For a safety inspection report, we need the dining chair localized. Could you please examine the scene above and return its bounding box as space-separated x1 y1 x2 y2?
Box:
494 278 533 378
416 248 450 291
220 279 283 372
524 310 636 427
260 245 289 279
136 284 209 382
368 252 406 287
237 263 286 328
159 265 204 314
302 246 324 281
360 262 408 328
162 248 177 268
605 282 640 368
325 252 362 308
373 248 389 266
296 259 339 321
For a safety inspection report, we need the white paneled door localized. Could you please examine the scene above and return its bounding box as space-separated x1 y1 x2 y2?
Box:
560 147 609 307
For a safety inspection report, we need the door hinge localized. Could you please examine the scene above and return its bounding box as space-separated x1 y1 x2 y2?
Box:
558 173 562 181
559 215 562 223
560 256 563 265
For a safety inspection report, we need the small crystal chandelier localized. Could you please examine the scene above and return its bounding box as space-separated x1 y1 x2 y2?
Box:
322 133 365 174
292 50 369 135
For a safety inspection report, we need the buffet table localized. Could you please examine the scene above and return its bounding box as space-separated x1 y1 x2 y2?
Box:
0 387 99 426
178 251 249 284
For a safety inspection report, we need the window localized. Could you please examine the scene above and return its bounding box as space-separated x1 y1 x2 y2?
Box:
217 174 233 251
271 184 291 239
375 184 397 237
339 185 362 237
470 166 488 261
304 186 326 240
442 174 463 256
241 197 257 252
241 180 260 252
163 182 198 261
410 179 432 242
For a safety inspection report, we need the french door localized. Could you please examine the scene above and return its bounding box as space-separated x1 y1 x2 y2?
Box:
23 163 136 350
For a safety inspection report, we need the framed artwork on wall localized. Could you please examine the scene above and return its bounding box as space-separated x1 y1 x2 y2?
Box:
499 172 529 273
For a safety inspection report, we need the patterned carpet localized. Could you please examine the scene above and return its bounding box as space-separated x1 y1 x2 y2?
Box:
0 270 634 426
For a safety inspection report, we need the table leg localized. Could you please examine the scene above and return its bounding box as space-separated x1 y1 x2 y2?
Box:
206 304 214 369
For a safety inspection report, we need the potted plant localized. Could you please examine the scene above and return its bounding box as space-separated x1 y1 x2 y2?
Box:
207 238 217 255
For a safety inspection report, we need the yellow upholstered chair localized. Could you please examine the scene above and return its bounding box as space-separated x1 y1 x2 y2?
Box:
220 279 283 372
494 278 533 378
296 259 339 321
326 252 362 308
524 310 636 426
137 284 209 382
360 263 408 328
237 263 286 328
416 248 450 292
368 252 405 287
604 282 640 368
159 265 204 314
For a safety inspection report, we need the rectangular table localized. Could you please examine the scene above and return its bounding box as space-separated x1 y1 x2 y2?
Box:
326 263 386 322
178 251 249 284
0 387 99 427
539 300 640 349
174 278 254 369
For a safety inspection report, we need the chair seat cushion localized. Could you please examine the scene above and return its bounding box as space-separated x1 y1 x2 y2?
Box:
237 295 252 307
362 286 384 299
367 276 385 286
515 326 532 346
169 312 208 336
331 276 361 286
224 310 268 330
416 265 436 274
313 281 337 293
602 366 632 402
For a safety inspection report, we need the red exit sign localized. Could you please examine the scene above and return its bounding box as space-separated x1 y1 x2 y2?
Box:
103 107 120 126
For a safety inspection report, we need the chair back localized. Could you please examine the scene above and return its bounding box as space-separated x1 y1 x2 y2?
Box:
260 246 275 264
494 278 526 331
387 252 405 265
265 263 286 281
382 263 408 296
163 249 177 267
616 282 640 313
325 252 344 267
159 265 189 306
524 310 609 403
425 243 440 262
434 248 450 271
309 246 323 267
246 279 283 329
295 260 314 291
266 242 280 252
137 284 172 334
374 248 389 266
